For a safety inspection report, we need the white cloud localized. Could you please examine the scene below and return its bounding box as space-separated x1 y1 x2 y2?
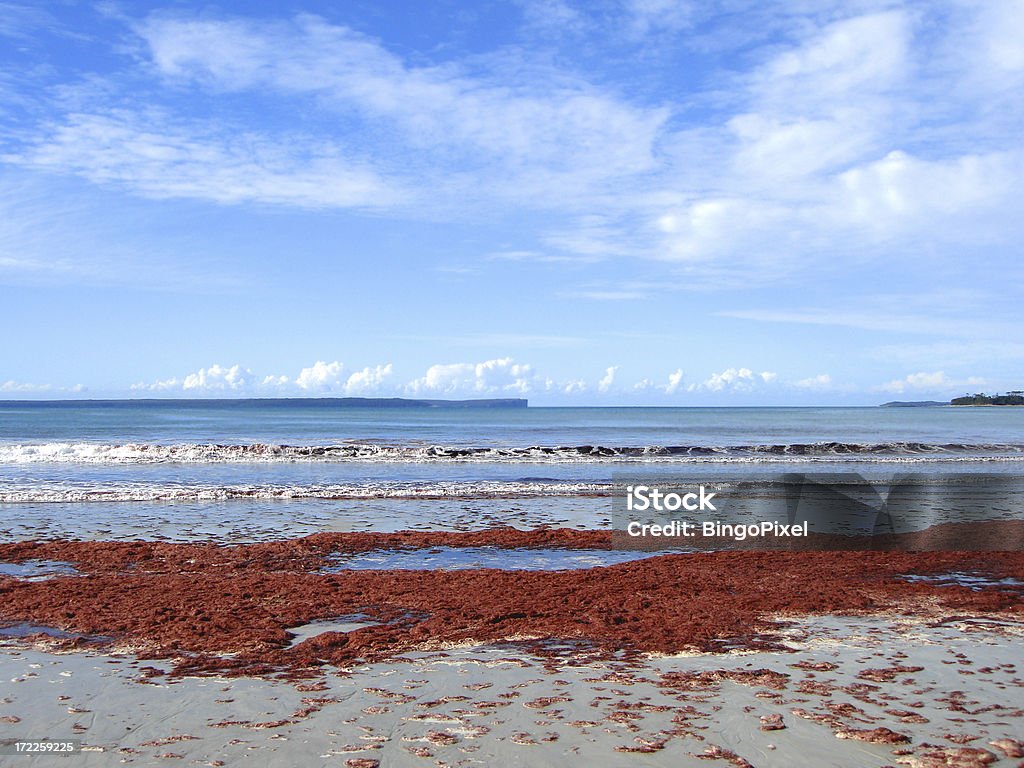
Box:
4 2 1023 319
144 14 663 169
794 373 832 389
869 340 1024 367
569 289 648 300
343 363 393 395
395 332 586 348
665 368 684 395
699 367 776 392
133 360 384 395
125 14 667 206
0 380 84 394
835 150 1016 232
717 306 1015 340
133 363 252 392
552 7 1024 279
624 0 693 37
971 0 1024 74
562 379 587 394
13 112 402 209
518 0 587 34
879 371 985 394
131 377 176 392
183 364 249 391
294 360 345 391
5 13 670 215
124 358 626 399
759 11 909 103
405 357 537 395
0 3 58 39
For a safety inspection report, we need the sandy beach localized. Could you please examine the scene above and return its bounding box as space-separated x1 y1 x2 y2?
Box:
2 608 1023 767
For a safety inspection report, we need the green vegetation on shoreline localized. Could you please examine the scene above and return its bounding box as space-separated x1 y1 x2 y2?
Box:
950 391 1024 406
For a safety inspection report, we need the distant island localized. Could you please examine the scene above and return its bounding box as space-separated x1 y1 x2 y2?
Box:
950 391 1024 406
881 391 1024 407
880 400 949 407
1 397 529 408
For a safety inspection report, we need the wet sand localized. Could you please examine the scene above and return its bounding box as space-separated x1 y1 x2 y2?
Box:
1 616 1022 766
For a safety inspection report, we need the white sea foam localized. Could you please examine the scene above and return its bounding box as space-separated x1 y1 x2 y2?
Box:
0 480 612 503
0 441 1021 465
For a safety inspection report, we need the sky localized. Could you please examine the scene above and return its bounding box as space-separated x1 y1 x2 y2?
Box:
0 0 1022 405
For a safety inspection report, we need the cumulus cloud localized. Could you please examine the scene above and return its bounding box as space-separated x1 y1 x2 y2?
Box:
405 357 536 396
122 358 642 399
294 360 345 391
132 360 395 395
596 6 1024 285
344 364 393 395
698 367 777 392
597 366 617 393
665 368 684 395
133 363 252 392
183 364 249 391
562 379 587 394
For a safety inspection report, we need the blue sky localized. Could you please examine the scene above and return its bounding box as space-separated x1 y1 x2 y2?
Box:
1 0 1022 404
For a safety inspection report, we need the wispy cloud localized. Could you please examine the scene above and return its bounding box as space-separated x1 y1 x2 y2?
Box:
11 111 404 209
794 373 832 390
0 176 240 290
717 306 1016 339
0 380 85 394
878 371 985 395
391 333 589 348
5 5 1023 277
143 15 664 170
0 2 59 39
869 341 1024 367
567 288 648 301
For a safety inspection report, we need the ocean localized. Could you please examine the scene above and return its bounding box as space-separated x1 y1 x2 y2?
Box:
4 401 1024 766
2 400 1023 544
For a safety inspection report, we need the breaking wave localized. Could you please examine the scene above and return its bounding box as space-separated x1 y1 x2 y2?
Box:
0 480 611 503
0 440 1021 465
